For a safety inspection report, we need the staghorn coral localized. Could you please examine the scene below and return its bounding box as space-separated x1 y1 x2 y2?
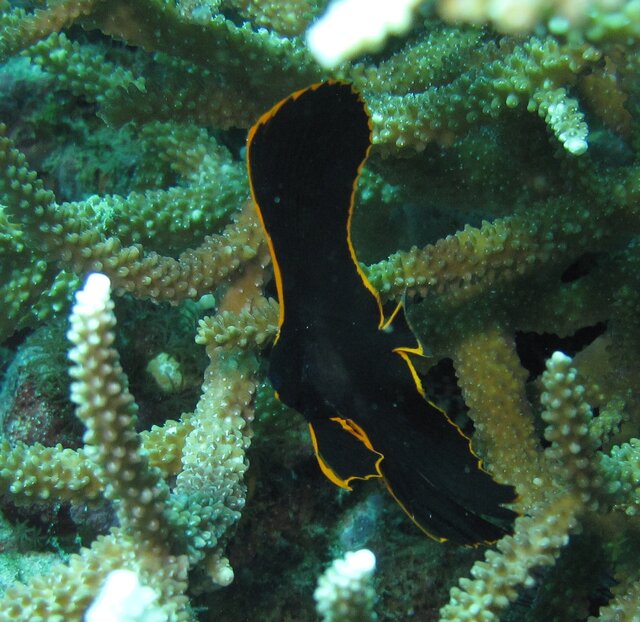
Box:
306 0 425 68
438 0 640 36
0 0 640 620
439 350 640 621
314 549 378 622
1 274 192 621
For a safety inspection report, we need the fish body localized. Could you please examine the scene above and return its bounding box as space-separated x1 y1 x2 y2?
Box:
247 81 516 544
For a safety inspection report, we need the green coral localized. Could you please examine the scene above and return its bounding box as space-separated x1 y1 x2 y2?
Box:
0 0 640 620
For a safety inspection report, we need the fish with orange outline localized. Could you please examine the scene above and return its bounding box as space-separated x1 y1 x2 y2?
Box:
246 81 516 545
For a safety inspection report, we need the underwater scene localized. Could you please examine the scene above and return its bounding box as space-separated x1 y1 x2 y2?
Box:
0 0 639 620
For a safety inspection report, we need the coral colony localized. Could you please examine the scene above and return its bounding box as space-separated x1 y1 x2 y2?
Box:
1 0 640 620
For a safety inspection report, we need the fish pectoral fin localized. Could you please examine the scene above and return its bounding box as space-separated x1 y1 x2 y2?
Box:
308 417 384 490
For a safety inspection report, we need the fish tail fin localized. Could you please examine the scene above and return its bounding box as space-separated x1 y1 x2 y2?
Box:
375 403 517 545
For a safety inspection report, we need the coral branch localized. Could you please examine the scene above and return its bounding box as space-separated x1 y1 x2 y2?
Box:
67 273 175 543
440 494 580 622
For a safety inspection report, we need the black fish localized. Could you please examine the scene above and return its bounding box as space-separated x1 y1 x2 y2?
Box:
247 81 516 544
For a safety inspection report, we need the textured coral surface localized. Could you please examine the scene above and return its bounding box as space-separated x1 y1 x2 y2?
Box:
1 0 640 620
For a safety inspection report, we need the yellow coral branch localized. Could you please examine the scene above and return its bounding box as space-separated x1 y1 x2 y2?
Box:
452 321 549 507
440 493 580 622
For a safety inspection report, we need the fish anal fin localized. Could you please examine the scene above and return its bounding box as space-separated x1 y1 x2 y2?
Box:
308 418 383 490
375 403 519 545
